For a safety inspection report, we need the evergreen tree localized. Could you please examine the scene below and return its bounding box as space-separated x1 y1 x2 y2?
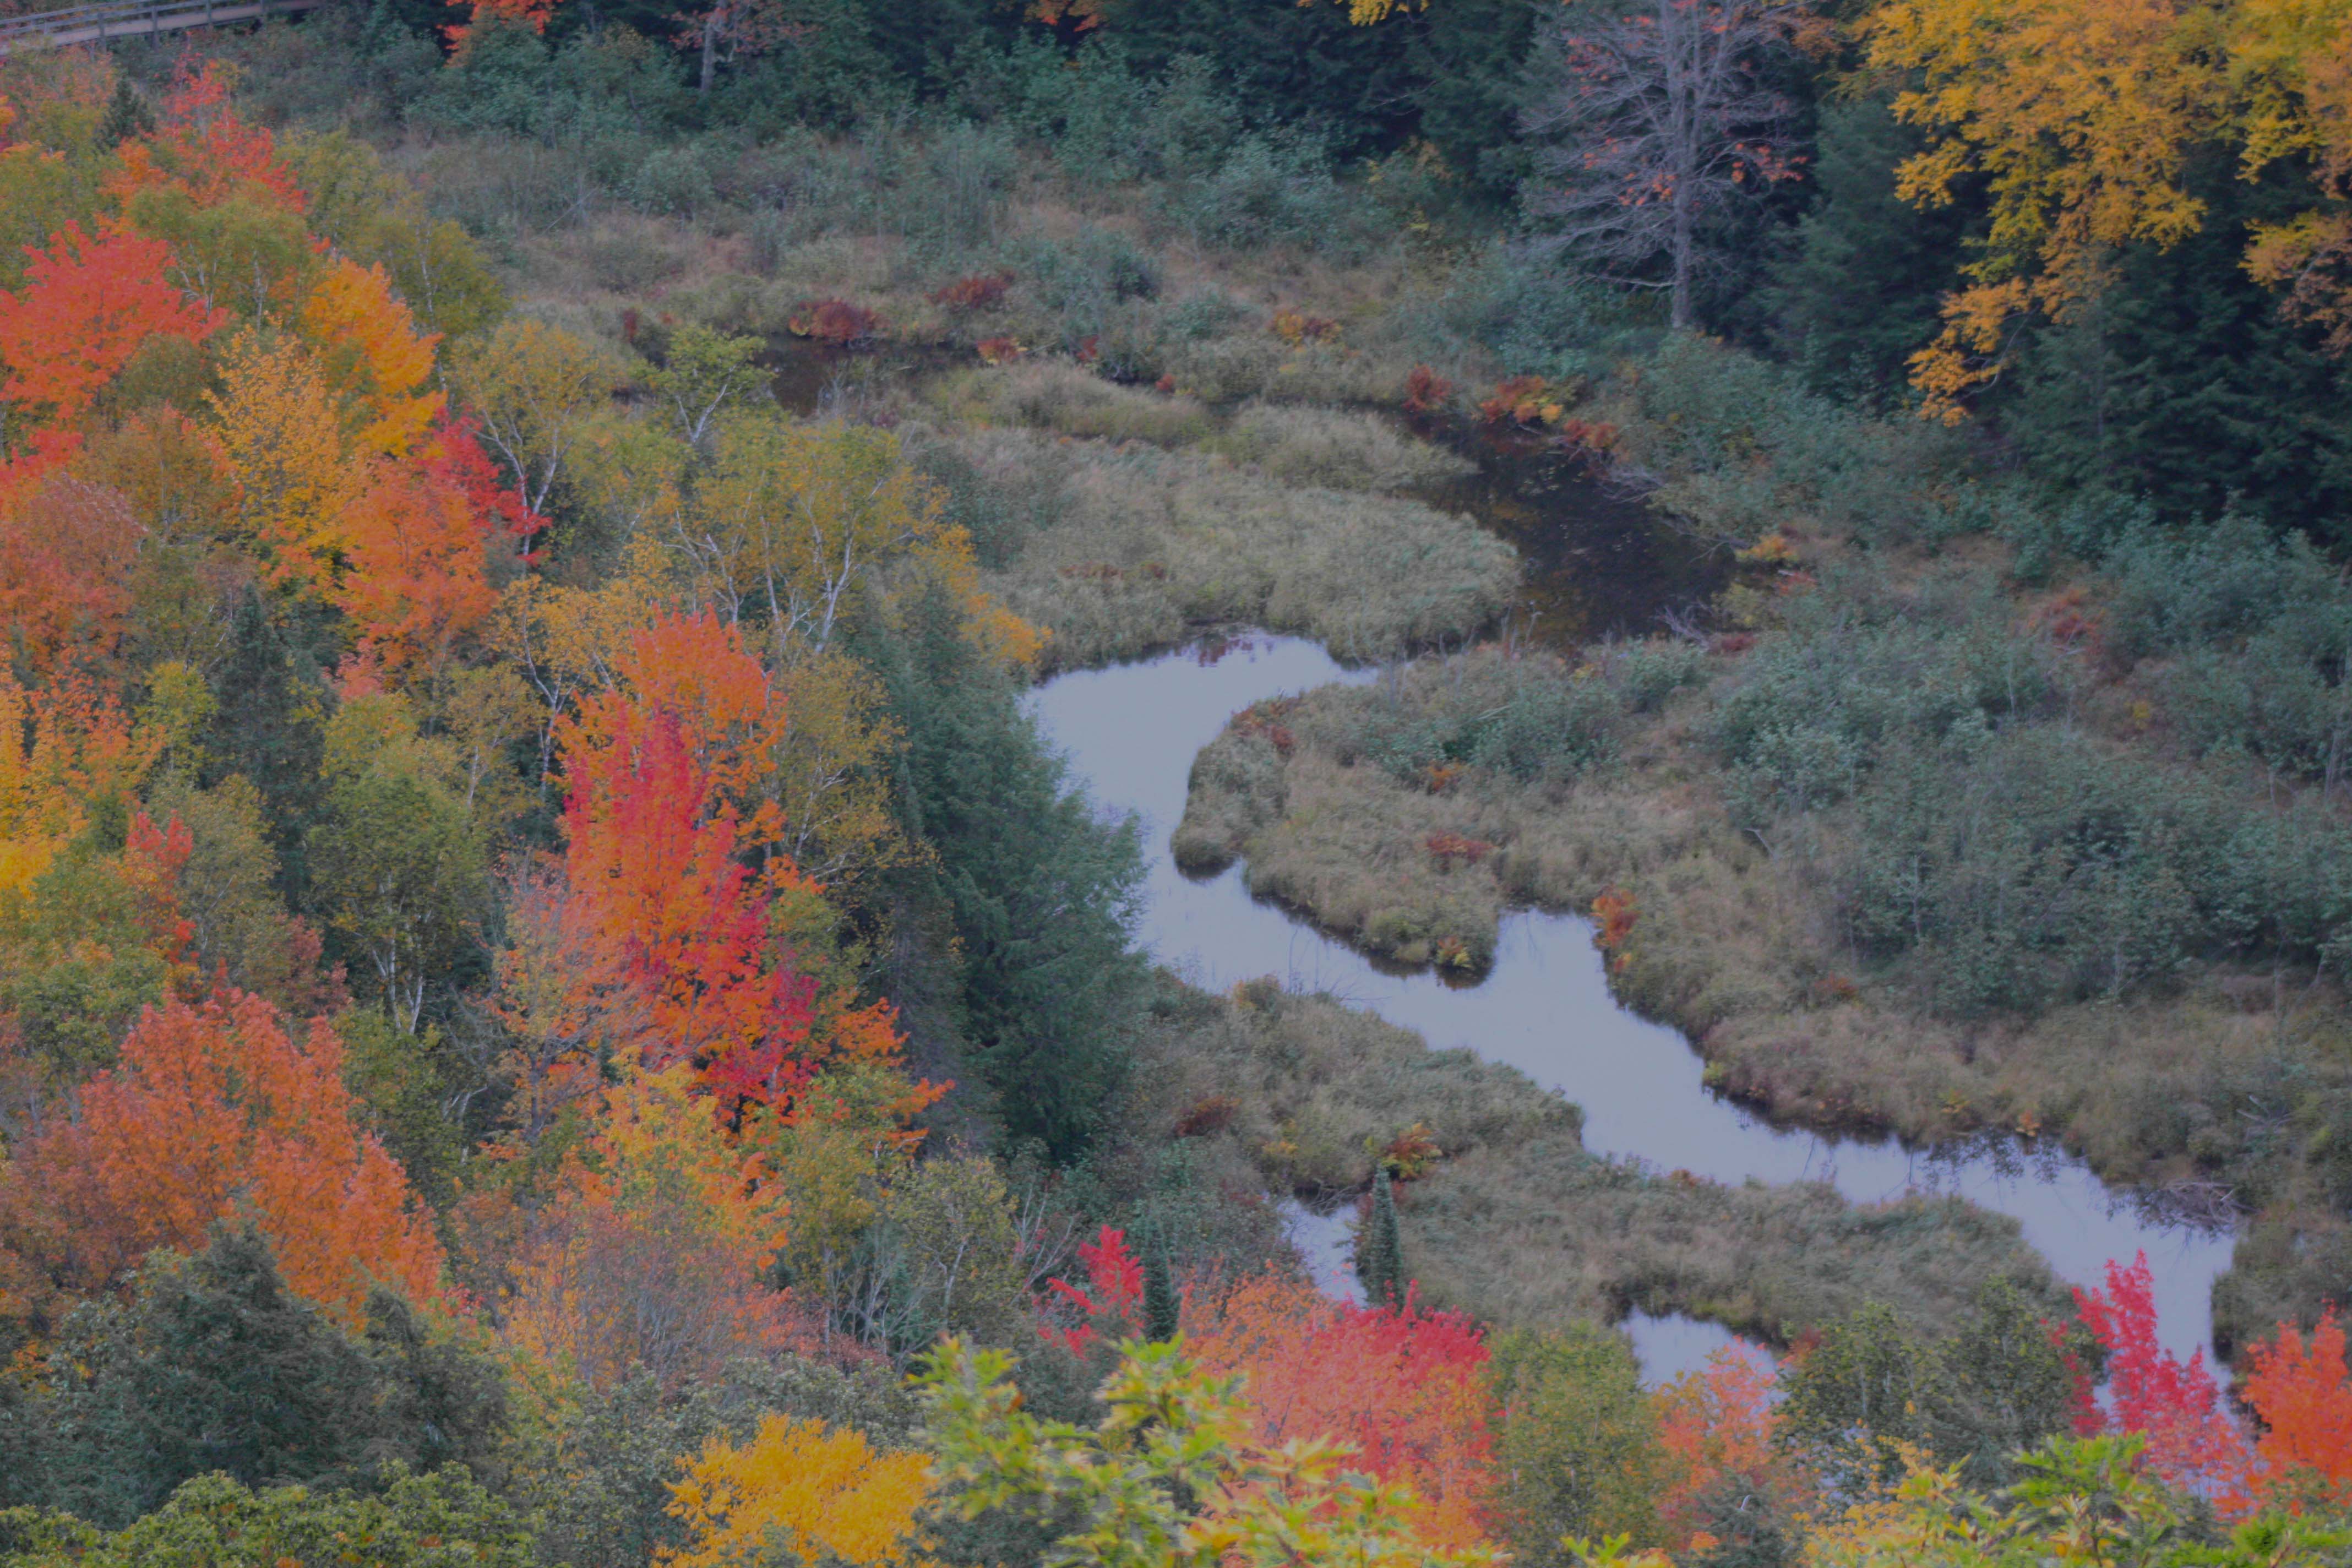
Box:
1357 1167 1403 1308
1142 1228 1179 1342
97 75 155 149
45 1224 380 1526
205 587 330 902
860 580 1145 1163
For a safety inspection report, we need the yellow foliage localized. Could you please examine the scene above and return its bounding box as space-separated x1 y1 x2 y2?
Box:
0 672 159 898
207 329 358 588
1868 0 2220 417
590 1061 791 1273
662 1414 938 1568
298 258 445 457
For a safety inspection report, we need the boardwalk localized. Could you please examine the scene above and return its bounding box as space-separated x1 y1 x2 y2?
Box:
0 0 320 54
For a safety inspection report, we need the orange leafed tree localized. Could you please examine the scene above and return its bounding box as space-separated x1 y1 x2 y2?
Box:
109 57 306 213
495 1061 812 1389
0 669 157 898
0 221 219 466
1652 1347 1803 1549
1183 1270 1496 1549
0 989 442 1322
2236 1309 2352 1511
335 426 506 676
0 473 143 667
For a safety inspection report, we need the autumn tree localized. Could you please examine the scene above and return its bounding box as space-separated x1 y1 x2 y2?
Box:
2237 1308 2352 1510
1521 0 1810 331
206 329 357 591
918 1335 1503 1568
453 318 620 515
0 989 443 1326
662 1414 937 1568
493 1063 805 1390
647 325 770 450
2071 1252 2248 1496
1182 1271 1496 1549
0 221 217 479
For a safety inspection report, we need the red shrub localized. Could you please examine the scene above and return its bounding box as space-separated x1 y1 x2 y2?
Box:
786 298 879 345
930 272 1012 311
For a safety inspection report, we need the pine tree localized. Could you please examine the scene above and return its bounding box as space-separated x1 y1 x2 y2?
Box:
1357 1167 1403 1308
205 586 329 901
1143 1227 1180 1342
97 75 155 148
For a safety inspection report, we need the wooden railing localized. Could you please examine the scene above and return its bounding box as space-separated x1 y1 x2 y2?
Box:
0 0 320 53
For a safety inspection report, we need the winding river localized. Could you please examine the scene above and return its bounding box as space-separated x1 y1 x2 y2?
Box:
1026 634 2236 1384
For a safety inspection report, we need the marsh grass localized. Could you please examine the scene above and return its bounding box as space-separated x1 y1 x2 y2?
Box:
1208 401 1474 493
1117 977 2066 1343
933 427 1517 669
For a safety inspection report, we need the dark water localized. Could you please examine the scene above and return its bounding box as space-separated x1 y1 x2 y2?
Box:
1026 636 2234 1385
1409 427 1730 650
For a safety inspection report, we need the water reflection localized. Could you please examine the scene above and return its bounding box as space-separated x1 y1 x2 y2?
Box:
1623 1312 1777 1387
1026 635 2235 1368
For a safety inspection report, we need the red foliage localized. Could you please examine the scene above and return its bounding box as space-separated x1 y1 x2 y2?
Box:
976 336 1023 365
0 474 144 666
787 299 879 345
1040 1224 1144 1353
1403 364 1455 415
1185 1271 1495 1549
1478 374 1562 427
931 273 1011 311
119 810 197 976
561 710 818 1117
2073 1253 2248 1495
0 221 219 437
1558 417 1619 454
1425 831 1494 868
1592 886 1638 962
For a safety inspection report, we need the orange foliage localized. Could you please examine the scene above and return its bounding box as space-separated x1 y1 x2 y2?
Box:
1593 886 1638 967
0 669 159 897
932 273 1012 311
0 221 219 442
0 990 442 1324
108 57 304 211
444 0 558 49
1403 364 1455 416
1652 1348 1796 1549
1478 375 1565 427
1183 1270 1496 1549
0 474 142 666
495 1061 811 1389
2236 1309 2352 1511
787 300 879 345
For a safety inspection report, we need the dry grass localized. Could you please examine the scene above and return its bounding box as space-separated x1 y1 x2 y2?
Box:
1117 976 2066 1343
1172 645 2351 1217
933 360 1215 445
1209 401 1473 493
941 426 1517 670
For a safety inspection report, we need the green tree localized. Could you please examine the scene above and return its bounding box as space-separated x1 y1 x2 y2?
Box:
203 587 330 901
309 701 491 1032
0 1467 533 1568
13 1226 508 1527
35 1224 383 1526
644 324 769 449
863 581 1144 1163
1485 1325 1661 1565
916 1336 1498 1568
1357 1168 1403 1308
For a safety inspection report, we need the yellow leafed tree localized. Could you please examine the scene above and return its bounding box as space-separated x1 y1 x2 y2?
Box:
663 1414 938 1568
208 328 357 588
1865 0 2222 418
299 257 445 456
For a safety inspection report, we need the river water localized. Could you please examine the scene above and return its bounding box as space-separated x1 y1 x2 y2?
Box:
1026 634 2236 1384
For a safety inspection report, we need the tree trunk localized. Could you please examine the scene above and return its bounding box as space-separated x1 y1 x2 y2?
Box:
699 5 723 96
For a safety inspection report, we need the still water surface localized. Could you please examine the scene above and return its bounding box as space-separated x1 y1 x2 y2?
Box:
1027 634 2235 1384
